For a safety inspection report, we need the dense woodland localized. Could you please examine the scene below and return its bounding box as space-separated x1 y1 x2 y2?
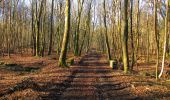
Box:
0 0 170 99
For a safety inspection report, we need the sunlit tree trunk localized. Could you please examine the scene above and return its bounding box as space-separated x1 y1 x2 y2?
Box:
159 0 170 78
58 0 71 67
154 0 159 80
35 0 39 57
118 1 122 60
122 0 129 73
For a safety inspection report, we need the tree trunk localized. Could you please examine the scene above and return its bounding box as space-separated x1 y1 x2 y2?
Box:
31 0 36 56
135 0 140 68
103 0 112 60
74 0 84 56
58 0 71 67
48 0 54 55
147 3 150 64
122 0 129 73
154 0 159 80
159 0 170 78
130 0 134 71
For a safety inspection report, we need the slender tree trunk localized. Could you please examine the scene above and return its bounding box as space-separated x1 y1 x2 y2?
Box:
103 0 112 60
135 0 140 68
147 3 150 64
35 0 39 57
1 0 5 57
122 0 129 73
154 0 159 80
118 1 122 61
48 0 54 55
41 0 46 57
8 0 12 58
58 0 71 67
31 0 36 56
130 0 134 71
159 0 170 78
74 0 84 56
79 1 92 56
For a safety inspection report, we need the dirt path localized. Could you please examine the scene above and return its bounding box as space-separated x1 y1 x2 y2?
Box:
43 53 137 100
1 52 169 99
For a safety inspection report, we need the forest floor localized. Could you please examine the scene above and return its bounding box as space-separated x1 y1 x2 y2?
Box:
0 52 170 100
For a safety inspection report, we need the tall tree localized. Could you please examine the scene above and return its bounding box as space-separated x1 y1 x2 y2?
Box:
58 0 71 67
146 0 150 64
35 0 39 57
159 0 170 78
79 0 93 56
122 0 129 73
31 0 36 56
135 0 140 67
154 0 159 80
118 1 122 60
103 0 111 60
74 0 84 56
48 0 54 55
130 0 134 71
34 0 45 57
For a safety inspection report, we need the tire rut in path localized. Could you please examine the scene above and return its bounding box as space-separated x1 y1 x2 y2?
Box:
44 53 136 100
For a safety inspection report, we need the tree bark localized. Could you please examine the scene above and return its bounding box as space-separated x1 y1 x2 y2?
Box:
74 0 84 56
154 0 159 80
48 0 54 55
122 0 129 73
130 0 134 71
103 0 112 60
159 0 170 78
58 0 71 67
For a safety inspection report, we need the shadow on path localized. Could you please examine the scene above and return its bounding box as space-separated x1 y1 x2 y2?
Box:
0 52 137 100
39 52 137 100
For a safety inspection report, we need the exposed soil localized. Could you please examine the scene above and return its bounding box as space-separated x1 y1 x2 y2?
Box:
0 52 170 100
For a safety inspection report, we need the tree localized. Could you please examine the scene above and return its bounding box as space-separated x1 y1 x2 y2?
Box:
135 0 140 67
74 0 84 56
159 0 170 78
103 0 111 60
31 0 36 56
146 1 150 65
79 0 93 56
130 0 134 71
58 0 71 67
48 0 54 55
33 0 46 57
154 0 159 80
122 0 129 73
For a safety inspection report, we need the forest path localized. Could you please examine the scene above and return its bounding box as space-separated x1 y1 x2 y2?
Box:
44 52 137 100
